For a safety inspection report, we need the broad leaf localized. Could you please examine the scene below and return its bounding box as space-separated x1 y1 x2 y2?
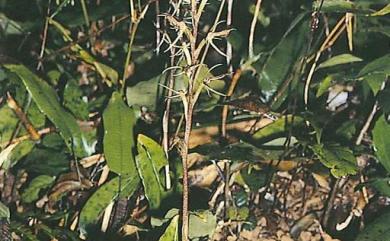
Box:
370 178 390 197
189 210 217 239
158 215 179 241
4 64 87 157
311 144 357 177
258 14 308 101
372 115 390 173
317 54 362 69
136 134 168 209
316 75 333 97
79 175 139 236
355 210 390 241
21 175 55 203
103 92 137 176
358 54 390 77
126 74 164 111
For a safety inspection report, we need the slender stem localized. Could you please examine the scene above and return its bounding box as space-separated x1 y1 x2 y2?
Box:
226 0 233 68
181 1 200 240
162 49 177 190
121 21 139 94
155 0 161 55
181 100 193 241
80 0 90 27
248 0 262 59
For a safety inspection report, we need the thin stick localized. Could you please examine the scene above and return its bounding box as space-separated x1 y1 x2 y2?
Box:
248 0 263 59
121 2 150 94
304 16 346 109
226 0 233 67
37 0 52 71
80 0 90 27
162 49 177 190
6 93 41 141
221 68 242 137
155 0 161 55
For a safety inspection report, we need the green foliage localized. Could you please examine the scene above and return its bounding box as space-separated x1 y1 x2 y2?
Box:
252 115 304 142
0 202 9 220
158 215 179 241
355 210 390 241
79 175 139 236
311 144 357 177
0 0 389 240
4 64 88 157
21 175 55 203
103 92 137 176
372 115 390 173
317 54 363 69
136 134 168 209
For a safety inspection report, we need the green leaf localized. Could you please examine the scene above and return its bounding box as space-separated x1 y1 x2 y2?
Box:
0 201 10 220
79 175 139 236
151 210 216 239
370 178 390 197
63 79 89 120
370 4 390 16
194 142 284 162
316 75 333 97
158 215 179 241
0 141 34 170
241 167 268 191
317 54 363 69
372 115 390 173
136 134 168 209
252 115 305 142
151 209 180 227
364 73 386 94
315 0 380 14
355 210 390 241
93 62 118 87
0 105 18 143
103 92 137 176
4 64 87 157
0 13 24 35
258 14 308 100
21 175 55 203
227 206 249 221
126 74 164 111
311 144 357 177
189 210 217 239
378 87 390 115
358 54 390 77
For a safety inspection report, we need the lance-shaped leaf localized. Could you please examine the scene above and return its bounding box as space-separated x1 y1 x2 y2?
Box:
372 115 390 173
136 134 168 209
79 175 139 236
317 54 362 69
4 64 87 157
103 92 137 176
